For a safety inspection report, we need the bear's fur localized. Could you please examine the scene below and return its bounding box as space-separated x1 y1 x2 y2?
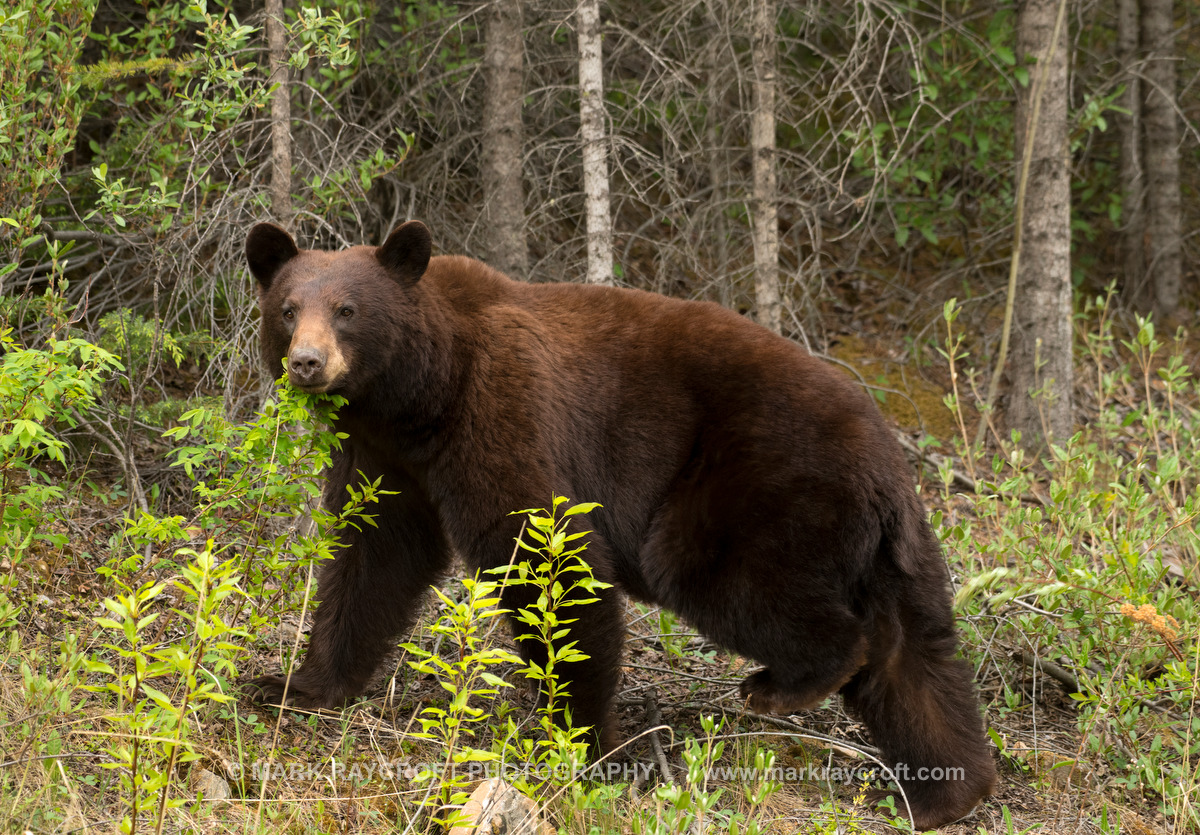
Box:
244 220 996 828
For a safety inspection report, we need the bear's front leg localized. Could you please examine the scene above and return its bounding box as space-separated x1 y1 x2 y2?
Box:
502 578 626 756
248 467 451 710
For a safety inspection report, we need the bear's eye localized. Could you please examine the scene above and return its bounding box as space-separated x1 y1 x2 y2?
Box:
339 306 354 318
283 309 295 321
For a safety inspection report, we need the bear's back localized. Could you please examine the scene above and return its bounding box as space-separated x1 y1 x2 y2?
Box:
420 255 897 485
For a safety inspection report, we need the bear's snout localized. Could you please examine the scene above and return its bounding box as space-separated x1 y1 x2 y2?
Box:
282 310 350 393
288 347 327 387
285 332 348 392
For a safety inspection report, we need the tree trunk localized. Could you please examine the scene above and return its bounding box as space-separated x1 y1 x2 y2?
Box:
1009 0 1072 445
266 0 292 227
1140 0 1181 318
705 0 731 307
1117 0 1147 309
481 0 528 278
578 0 613 285
750 0 781 334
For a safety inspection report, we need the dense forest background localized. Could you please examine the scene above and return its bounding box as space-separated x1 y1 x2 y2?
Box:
0 1 1198 834
4 0 1196 425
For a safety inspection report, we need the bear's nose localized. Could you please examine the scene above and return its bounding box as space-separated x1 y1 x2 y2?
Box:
289 347 326 383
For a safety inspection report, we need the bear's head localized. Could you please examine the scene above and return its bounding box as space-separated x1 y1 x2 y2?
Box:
245 221 433 398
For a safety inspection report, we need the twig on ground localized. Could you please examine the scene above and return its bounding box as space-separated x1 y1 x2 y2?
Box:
641 691 675 788
1015 650 1081 694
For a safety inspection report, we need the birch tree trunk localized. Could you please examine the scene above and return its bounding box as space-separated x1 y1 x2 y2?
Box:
1117 0 1147 309
1008 0 1072 444
750 0 781 334
266 0 292 227
578 0 612 285
705 0 730 307
1140 0 1181 318
482 0 528 278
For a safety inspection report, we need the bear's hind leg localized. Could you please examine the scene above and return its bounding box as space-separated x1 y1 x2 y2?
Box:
842 639 997 829
638 467 873 719
739 631 867 715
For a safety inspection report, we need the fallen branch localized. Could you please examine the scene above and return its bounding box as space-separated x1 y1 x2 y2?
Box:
1014 650 1080 694
642 692 675 787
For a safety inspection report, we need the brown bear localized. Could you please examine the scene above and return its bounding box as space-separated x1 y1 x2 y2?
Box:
244 220 996 828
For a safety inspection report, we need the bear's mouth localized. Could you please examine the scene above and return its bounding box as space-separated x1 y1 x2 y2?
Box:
287 374 341 394
291 380 329 393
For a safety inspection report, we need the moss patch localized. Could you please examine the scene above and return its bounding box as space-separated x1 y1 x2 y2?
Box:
825 333 980 444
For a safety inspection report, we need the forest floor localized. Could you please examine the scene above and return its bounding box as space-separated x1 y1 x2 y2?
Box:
7 530 1175 835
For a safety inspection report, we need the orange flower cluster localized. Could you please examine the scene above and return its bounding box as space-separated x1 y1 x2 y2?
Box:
1119 603 1180 642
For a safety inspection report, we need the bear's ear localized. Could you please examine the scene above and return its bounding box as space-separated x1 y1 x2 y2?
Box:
246 223 299 291
376 220 432 285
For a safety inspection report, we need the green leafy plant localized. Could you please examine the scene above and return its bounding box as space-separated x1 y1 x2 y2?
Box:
491 497 612 791
941 292 1198 828
0 0 96 246
141 382 389 643
74 380 385 834
81 2 263 235
400 575 520 825
634 715 781 835
86 544 245 835
1 597 85 828
0 326 122 580
655 607 691 665
389 496 631 830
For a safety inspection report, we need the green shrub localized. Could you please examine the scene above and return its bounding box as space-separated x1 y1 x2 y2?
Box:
939 294 1198 828
0 326 122 580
